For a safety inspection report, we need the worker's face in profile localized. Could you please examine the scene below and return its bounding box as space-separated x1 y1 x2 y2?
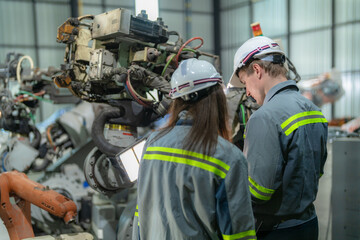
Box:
238 69 265 105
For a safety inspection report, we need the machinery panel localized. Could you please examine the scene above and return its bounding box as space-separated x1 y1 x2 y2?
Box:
92 8 131 40
332 138 360 239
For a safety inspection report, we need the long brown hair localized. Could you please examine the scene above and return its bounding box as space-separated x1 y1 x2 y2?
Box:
156 84 231 155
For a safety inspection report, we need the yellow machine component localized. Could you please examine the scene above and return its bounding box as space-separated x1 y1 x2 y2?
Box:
75 28 92 63
57 18 78 43
131 47 160 63
53 74 72 88
105 124 132 131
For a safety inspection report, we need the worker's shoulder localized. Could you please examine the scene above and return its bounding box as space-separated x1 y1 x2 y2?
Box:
260 91 322 127
251 91 321 125
271 89 321 112
216 136 245 162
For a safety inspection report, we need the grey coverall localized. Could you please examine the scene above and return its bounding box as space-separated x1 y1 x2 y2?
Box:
133 111 256 240
243 80 328 230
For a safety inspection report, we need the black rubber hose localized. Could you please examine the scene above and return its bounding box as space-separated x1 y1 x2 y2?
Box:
91 107 125 157
30 125 41 149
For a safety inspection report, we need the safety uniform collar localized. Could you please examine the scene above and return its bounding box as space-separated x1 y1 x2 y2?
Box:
264 80 298 104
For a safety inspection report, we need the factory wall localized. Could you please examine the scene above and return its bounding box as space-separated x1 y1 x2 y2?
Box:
220 0 360 120
1 0 359 121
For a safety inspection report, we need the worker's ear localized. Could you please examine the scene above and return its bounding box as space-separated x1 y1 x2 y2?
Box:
252 63 262 80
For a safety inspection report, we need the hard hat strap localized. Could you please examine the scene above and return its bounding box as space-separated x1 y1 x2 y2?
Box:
181 84 218 102
169 78 222 96
240 43 280 67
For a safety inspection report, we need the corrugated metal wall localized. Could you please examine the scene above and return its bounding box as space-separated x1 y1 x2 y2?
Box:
1 0 359 120
159 0 214 54
220 0 360 120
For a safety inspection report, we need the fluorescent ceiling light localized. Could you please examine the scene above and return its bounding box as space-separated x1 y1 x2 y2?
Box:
135 0 159 21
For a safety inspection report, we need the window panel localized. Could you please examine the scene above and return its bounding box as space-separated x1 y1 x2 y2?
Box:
253 0 287 37
159 11 185 39
0 1 35 45
192 0 212 13
36 3 70 47
334 72 360 118
38 48 65 69
191 14 214 52
275 37 288 57
335 23 360 72
106 0 135 7
290 0 331 32
335 0 360 23
81 5 104 15
81 0 101 4
220 6 251 49
221 0 248 9
290 30 331 76
159 0 183 10
0 47 37 68
221 48 238 84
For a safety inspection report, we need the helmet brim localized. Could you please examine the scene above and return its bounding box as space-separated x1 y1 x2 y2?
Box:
227 70 245 88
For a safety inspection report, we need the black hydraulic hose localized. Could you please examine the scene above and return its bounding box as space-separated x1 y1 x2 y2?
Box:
91 107 125 157
30 125 41 149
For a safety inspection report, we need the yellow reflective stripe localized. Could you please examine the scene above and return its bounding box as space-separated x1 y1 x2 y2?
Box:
222 229 256 240
249 186 271 201
243 133 246 139
249 176 275 194
146 146 230 171
135 204 139 217
143 153 227 178
281 111 324 129
284 118 328 136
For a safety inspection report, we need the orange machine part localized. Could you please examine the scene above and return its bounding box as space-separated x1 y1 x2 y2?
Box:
0 171 77 240
56 19 77 43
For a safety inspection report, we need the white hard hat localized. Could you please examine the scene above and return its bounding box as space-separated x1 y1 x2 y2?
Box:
170 58 223 100
228 36 285 88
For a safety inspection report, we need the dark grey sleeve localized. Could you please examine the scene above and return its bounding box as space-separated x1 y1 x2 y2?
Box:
216 149 256 239
243 114 282 203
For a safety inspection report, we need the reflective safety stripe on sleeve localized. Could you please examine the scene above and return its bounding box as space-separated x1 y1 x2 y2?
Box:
143 146 230 178
135 205 139 217
222 229 257 240
248 176 275 201
281 111 328 136
135 205 139 226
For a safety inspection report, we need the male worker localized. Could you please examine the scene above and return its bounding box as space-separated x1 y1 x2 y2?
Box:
229 36 328 240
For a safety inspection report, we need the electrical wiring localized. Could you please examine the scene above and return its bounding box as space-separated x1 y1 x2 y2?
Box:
16 55 34 85
15 90 53 103
125 70 152 107
240 104 246 127
15 90 46 103
161 48 197 76
46 125 55 148
174 37 204 67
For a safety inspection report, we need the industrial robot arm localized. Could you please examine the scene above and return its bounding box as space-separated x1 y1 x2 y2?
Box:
0 171 77 240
